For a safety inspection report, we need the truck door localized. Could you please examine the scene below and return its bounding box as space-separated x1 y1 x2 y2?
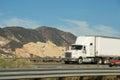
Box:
88 43 94 56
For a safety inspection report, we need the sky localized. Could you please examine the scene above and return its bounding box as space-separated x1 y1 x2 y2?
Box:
0 0 120 37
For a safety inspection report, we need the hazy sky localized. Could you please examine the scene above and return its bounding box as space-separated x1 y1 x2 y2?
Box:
0 0 120 37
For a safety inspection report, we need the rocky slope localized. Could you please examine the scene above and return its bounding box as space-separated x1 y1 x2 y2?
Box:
0 26 76 57
15 41 65 58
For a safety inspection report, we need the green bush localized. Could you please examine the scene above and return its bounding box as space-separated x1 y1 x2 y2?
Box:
0 58 36 68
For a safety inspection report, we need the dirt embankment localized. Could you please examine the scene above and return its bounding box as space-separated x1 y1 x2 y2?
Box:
15 41 66 58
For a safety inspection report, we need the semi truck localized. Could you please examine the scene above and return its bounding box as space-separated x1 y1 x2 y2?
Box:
64 36 120 64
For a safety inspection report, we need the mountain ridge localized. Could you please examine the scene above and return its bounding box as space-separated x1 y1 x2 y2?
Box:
0 26 76 56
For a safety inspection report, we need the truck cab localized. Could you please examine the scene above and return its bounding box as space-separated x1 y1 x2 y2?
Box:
64 37 95 64
65 44 84 64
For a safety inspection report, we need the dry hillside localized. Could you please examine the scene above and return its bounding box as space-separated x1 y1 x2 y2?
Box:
0 26 76 57
15 41 66 58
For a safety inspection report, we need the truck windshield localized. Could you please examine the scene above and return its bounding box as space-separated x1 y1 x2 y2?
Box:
71 45 83 50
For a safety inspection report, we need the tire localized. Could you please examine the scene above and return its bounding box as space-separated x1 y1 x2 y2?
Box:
64 61 69 64
78 58 83 64
97 58 102 64
109 64 113 67
97 58 104 64
103 59 109 64
94 58 102 64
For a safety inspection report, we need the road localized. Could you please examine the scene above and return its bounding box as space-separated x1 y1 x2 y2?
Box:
34 63 109 68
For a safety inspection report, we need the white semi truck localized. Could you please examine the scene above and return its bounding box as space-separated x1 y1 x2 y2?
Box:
64 36 120 64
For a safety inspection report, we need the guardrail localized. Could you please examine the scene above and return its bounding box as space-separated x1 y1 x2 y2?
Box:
0 67 120 80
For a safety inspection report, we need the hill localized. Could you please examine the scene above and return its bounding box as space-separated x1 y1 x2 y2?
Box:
0 26 76 57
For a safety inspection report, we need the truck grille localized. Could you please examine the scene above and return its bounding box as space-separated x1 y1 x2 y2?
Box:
65 52 71 58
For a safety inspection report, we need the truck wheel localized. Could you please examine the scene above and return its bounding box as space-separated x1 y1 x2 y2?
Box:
97 58 102 64
103 59 109 64
78 58 83 64
109 64 113 67
64 61 69 64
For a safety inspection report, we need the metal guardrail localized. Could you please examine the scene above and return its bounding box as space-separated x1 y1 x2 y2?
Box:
0 67 120 80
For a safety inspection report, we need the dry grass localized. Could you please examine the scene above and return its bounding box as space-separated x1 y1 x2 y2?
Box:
0 57 35 68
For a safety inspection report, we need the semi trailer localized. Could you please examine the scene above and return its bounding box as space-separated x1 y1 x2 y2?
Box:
64 36 120 64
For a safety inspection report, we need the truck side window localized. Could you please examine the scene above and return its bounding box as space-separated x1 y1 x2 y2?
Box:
71 45 83 50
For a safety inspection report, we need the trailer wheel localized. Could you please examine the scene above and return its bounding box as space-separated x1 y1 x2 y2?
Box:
78 58 83 64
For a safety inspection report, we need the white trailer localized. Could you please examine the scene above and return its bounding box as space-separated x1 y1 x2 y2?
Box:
64 36 120 64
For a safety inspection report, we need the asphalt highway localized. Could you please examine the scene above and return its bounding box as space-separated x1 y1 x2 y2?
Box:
34 63 109 68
